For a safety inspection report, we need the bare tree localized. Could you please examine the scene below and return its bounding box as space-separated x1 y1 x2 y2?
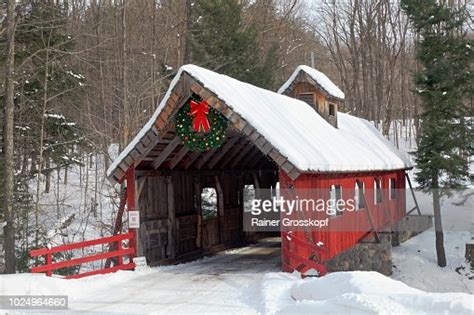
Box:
313 0 416 139
2 0 17 274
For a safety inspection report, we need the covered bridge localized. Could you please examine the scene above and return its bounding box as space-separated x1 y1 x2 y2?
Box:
106 64 412 275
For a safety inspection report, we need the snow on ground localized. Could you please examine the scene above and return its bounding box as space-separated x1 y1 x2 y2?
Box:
1 239 282 314
4 182 468 314
392 230 473 294
272 271 473 315
24 148 121 273
4 116 471 314
393 189 474 294
1 238 473 314
35 153 119 244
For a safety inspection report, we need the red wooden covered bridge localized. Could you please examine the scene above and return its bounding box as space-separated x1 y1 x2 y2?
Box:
103 64 414 275
32 64 420 278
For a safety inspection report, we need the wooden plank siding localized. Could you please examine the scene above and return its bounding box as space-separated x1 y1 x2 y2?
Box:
279 169 407 268
138 170 277 266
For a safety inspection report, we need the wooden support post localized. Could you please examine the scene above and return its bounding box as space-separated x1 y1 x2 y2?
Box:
135 177 146 257
166 176 176 259
117 239 124 265
46 252 52 277
137 177 147 201
405 173 422 215
237 174 244 237
194 177 202 248
214 176 225 244
356 179 380 243
126 167 137 259
252 173 261 200
377 176 392 226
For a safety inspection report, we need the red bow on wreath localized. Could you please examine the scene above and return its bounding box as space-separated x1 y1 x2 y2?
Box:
190 100 210 133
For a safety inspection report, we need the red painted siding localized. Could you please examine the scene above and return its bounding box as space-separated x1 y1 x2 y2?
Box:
279 169 407 272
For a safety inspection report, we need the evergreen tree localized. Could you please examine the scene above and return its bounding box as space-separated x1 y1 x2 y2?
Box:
190 0 278 89
12 1 86 172
1 1 87 269
401 0 473 267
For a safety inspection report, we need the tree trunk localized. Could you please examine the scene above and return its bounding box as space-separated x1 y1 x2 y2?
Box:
432 175 447 267
56 168 60 220
3 0 17 274
45 158 51 193
34 39 50 249
121 1 130 149
183 0 192 64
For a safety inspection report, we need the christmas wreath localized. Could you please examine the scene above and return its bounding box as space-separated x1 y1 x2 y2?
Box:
176 94 228 151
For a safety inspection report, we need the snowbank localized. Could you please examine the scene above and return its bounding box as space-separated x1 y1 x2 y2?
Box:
2 269 472 314
266 271 473 315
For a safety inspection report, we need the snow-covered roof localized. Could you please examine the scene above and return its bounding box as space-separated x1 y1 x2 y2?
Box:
278 65 345 100
107 65 411 182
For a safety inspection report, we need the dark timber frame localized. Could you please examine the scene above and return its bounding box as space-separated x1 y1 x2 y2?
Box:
108 71 301 185
108 71 289 265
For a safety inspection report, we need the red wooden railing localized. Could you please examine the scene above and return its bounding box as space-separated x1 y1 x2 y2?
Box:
30 232 136 279
282 231 327 276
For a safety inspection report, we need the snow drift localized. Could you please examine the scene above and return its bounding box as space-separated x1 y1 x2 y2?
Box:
2 269 472 314
267 271 473 315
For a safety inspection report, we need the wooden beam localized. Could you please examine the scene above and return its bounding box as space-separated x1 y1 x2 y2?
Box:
256 155 274 169
110 82 192 182
136 168 277 177
376 176 393 227
356 179 380 243
230 143 255 168
183 151 202 170
194 177 202 248
219 138 248 169
166 176 176 259
126 167 137 259
196 147 218 170
240 147 262 169
136 177 147 201
248 152 268 169
288 168 301 181
152 137 181 169
252 173 261 189
406 173 421 215
135 176 147 257
169 145 189 169
207 137 239 169
214 175 225 243
215 178 224 218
